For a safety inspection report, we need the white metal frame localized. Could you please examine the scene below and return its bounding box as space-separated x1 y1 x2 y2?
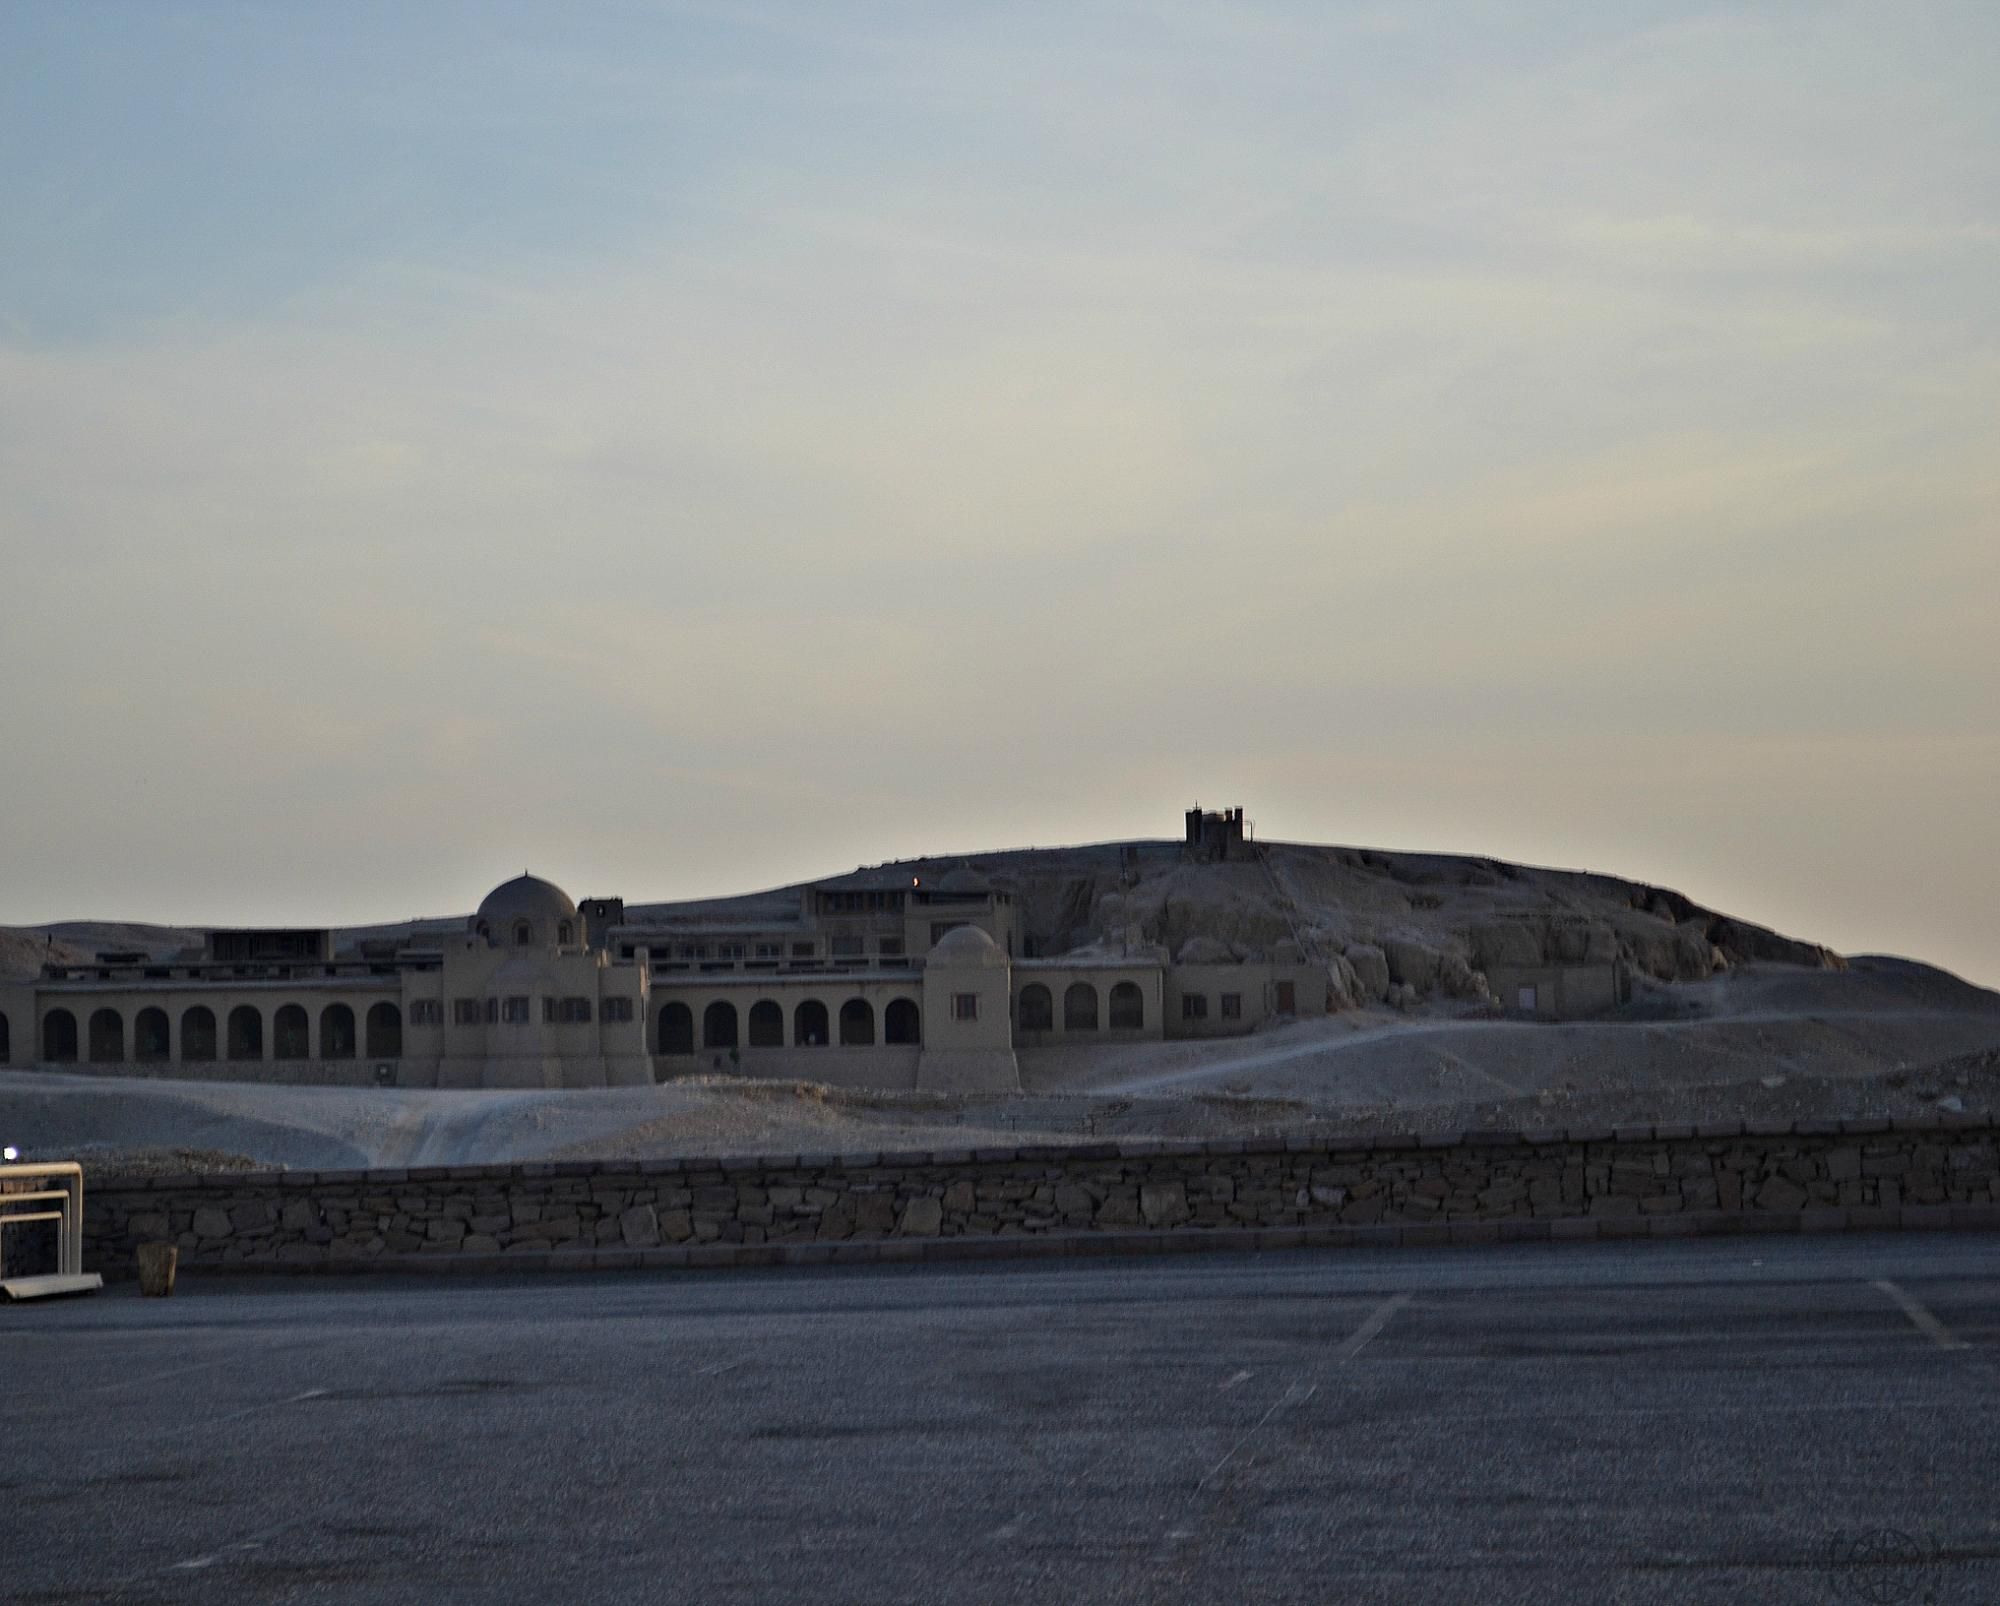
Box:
0 1161 102 1299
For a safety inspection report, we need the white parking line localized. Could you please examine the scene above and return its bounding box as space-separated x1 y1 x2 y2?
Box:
1872 1280 1969 1351
1197 1380 1317 1491
1218 1370 1252 1392
1334 1293 1409 1364
988 1512 1028 1541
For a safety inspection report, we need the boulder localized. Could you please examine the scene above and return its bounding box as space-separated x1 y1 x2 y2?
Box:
1552 921 1619 964
619 1205 661 1248
1140 1183 1190 1228
1470 922 1543 970
1381 937 1442 992
1344 944 1391 1001
1325 954 1364 1012
896 1197 943 1237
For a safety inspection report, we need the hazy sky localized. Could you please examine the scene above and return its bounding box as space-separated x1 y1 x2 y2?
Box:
2 3 1995 983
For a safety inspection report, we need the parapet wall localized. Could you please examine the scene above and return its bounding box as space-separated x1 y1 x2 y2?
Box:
79 1115 2000 1276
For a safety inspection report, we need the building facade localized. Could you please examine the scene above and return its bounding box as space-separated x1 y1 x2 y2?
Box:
0 861 1328 1092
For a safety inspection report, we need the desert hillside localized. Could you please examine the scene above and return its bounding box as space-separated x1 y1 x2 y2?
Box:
627 838 1844 1009
10 838 1997 1175
7 839 1844 1006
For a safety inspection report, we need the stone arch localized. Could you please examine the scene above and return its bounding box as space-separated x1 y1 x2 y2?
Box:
884 997 920 1045
135 1006 171 1063
659 1002 694 1054
227 1005 263 1061
42 1007 78 1062
89 1007 125 1063
1017 984 1052 1032
274 1003 310 1060
320 1003 356 1060
793 999 829 1047
838 998 875 1046
43 1008 78 1062
703 1000 739 1050
747 1000 784 1048
181 1006 217 1062
1109 981 1144 1031
1064 983 1099 1031
366 1002 402 1058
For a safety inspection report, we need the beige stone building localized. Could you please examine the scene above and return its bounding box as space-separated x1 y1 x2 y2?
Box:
1 856 1328 1092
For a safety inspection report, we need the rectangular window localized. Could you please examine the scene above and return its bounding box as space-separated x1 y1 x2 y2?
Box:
791 942 815 958
952 993 978 1021
453 998 481 1026
755 943 780 959
878 937 905 958
830 934 864 958
565 997 593 1023
501 996 530 1025
717 942 745 960
410 1000 442 1026
1220 993 1242 1020
543 997 558 1024
1182 994 1209 1020
601 997 633 1023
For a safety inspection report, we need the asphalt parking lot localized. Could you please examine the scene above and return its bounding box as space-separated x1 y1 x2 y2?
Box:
5 1232 1996 1604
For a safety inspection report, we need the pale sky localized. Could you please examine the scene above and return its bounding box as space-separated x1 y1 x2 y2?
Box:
2 2 1996 984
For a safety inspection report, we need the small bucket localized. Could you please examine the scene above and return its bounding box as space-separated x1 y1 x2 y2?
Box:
136 1243 178 1298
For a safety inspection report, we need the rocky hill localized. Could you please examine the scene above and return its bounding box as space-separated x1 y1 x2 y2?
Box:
632 837 1844 1010
4 839 1848 1008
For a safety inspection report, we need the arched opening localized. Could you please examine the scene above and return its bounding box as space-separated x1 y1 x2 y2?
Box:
1064 983 1099 1031
1109 981 1144 1031
135 1007 170 1063
747 1000 784 1048
1017 984 1052 1032
838 998 875 1046
366 1002 403 1059
227 1006 263 1061
274 1003 310 1060
703 1001 739 1050
514 921 533 947
793 999 829 1047
181 1006 216 1062
320 1003 356 1060
42 1008 77 1063
0 1010 9 1064
659 1002 694 1054
557 920 575 946
88 1008 124 1064
884 997 920 1045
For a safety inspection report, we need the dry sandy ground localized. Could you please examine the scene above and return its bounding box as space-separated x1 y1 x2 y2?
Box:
4 961 1996 1177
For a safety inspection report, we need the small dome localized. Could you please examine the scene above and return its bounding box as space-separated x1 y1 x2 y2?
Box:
937 865 992 893
928 924 1007 967
473 873 578 947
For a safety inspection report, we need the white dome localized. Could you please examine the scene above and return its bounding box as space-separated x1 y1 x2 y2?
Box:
473 873 578 947
928 924 1007 967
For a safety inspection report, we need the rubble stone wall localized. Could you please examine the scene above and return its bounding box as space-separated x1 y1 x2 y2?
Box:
79 1116 2000 1276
